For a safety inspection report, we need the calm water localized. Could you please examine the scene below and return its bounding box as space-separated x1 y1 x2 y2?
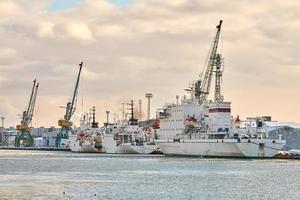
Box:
0 151 299 200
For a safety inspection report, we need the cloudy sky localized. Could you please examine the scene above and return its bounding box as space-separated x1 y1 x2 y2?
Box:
0 0 299 127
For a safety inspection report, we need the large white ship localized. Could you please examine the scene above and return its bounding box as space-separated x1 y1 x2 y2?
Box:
155 20 286 158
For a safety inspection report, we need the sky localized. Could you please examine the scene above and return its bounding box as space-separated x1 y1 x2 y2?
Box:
0 0 300 127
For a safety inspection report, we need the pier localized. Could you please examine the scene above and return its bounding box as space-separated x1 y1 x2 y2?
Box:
0 146 70 151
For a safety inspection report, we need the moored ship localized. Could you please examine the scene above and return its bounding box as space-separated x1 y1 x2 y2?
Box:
70 106 106 153
155 20 286 158
114 101 158 154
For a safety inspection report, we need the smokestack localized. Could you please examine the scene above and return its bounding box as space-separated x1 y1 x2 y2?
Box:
176 95 179 105
145 93 153 120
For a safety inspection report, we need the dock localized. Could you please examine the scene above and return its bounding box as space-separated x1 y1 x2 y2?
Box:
0 146 70 151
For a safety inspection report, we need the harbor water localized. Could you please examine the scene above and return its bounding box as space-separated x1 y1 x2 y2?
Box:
0 151 300 200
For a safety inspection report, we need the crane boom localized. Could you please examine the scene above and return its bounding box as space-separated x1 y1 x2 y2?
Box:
25 79 37 122
27 81 39 126
66 62 83 121
199 20 223 104
18 79 39 128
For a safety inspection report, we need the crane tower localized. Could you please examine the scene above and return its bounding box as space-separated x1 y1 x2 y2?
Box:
15 79 39 147
56 62 83 147
198 20 224 104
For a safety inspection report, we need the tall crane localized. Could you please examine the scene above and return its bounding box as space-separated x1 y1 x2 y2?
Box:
198 20 223 104
15 79 39 147
56 62 83 147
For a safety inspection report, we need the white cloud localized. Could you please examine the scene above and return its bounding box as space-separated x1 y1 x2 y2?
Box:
38 21 55 38
0 0 300 127
0 1 20 17
65 22 93 41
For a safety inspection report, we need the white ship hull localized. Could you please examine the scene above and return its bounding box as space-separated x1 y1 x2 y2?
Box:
70 142 106 153
70 137 105 153
156 139 286 158
102 134 117 154
115 143 158 154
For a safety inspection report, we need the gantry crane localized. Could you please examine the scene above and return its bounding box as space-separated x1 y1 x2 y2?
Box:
15 79 39 147
198 20 223 104
56 62 83 147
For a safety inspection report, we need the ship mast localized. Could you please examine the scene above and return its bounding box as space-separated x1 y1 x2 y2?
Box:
199 20 223 104
91 106 99 128
128 100 134 120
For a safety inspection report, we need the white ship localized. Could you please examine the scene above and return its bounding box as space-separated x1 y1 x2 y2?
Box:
114 101 158 154
70 106 106 153
155 20 286 158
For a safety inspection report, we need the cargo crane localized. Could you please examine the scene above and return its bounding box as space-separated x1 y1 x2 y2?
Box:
56 62 83 147
15 79 39 147
197 20 223 104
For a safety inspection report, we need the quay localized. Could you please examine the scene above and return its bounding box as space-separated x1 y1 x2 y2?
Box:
0 146 70 151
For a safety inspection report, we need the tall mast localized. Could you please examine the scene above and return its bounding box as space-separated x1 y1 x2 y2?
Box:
91 106 98 128
199 20 223 104
128 100 134 120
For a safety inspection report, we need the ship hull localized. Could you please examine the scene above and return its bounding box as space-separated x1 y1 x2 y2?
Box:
102 134 117 154
71 144 106 153
70 139 106 153
115 143 158 154
156 139 285 158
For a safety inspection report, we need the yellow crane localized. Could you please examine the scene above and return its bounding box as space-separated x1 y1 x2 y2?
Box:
15 79 39 147
56 62 83 147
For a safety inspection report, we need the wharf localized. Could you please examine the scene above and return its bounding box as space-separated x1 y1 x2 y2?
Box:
0 146 70 151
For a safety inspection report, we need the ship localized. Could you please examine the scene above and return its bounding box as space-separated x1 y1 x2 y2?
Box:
114 100 158 154
154 20 286 158
69 106 106 153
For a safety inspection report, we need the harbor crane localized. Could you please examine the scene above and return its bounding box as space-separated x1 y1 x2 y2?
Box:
198 20 224 104
56 62 83 147
15 79 39 147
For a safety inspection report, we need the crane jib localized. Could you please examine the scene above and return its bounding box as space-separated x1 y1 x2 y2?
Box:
67 62 83 121
199 20 223 104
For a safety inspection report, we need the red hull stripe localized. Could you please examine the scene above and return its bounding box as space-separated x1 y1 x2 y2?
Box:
209 108 231 113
